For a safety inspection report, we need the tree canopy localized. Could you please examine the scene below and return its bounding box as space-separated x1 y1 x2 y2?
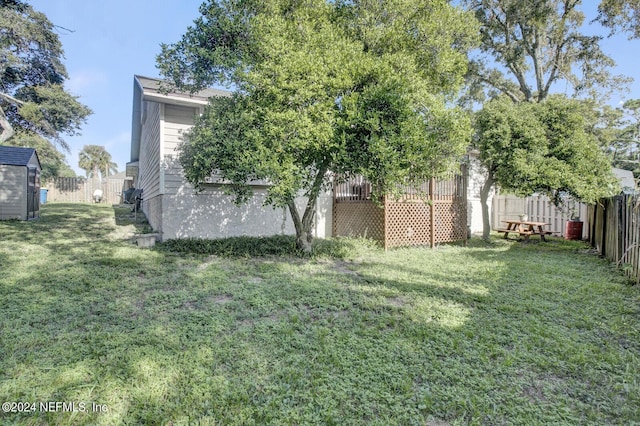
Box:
598 0 640 39
474 95 619 238
78 145 118 179
463 0 629 103
0 0 91 149
158 0 478 251
8 130 75 179
596 99 640 177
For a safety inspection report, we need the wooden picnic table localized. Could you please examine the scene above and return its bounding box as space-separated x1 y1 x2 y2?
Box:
497 220 553 241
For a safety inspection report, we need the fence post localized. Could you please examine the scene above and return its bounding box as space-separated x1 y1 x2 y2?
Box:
429 177 435 248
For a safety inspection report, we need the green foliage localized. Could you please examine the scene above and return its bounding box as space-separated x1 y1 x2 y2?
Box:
598 0 640 38
476 96 620 204
160 235 373 259
463 0 629 103
0 0 91 147
1 204 640 424
5 130 75 179
161 235 301 257
606 99 640 178
159 0 478 250
78 144 118 178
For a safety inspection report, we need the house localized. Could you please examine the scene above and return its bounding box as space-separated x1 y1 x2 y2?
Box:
126 75 332 241
0 146 42 220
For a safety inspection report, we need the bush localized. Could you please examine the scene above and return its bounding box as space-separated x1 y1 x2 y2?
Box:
158 235 379 259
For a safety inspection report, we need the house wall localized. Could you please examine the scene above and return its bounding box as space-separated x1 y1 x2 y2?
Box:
133 93 332 241
160 157 332 241
163 104 198 156
0 165 27 220
137 101 163 231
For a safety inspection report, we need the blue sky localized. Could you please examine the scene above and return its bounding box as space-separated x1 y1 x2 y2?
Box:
28 1 640 176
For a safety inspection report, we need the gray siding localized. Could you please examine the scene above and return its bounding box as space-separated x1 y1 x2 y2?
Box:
0 165 27 220
163 105 197 197
137 101 162 231
163 104 197 157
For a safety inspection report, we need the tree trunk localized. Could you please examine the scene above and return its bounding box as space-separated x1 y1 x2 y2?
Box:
0 106 14 143
287 166 327 254
480 173 495 241
288 199 314 254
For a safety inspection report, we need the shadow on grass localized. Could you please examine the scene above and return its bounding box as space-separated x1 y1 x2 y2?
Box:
1 205 639 424
112 205 152 233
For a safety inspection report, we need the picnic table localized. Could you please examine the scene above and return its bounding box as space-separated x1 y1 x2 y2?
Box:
496 220 553 241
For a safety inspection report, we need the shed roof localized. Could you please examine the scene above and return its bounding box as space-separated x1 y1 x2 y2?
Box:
0 146 40 167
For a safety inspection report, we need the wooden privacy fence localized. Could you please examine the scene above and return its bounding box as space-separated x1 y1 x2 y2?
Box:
42 177 132 205
588 195 640 284
493 194 588 238
333 170 468 249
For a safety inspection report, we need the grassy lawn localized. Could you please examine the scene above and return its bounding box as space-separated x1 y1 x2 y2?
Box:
1 203 639 425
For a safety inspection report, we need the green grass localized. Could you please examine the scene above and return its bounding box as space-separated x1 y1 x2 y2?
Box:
1 203 639 425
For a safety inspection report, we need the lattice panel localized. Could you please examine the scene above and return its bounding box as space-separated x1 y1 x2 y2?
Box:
385 202 432 249
434 201 467 244
333 202 384 243
332 171 468 249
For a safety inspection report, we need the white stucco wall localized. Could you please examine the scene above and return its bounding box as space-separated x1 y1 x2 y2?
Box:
159 182 332 241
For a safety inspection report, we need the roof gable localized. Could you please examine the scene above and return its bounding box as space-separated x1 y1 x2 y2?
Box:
0 146 40 168
130 75 232 163
135 75 230 103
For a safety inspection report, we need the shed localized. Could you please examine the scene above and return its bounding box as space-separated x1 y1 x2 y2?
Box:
0 146 42 220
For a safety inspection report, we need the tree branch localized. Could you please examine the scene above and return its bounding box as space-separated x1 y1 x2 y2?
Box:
477 73 521 102
0 91 25 106
0 105 15 143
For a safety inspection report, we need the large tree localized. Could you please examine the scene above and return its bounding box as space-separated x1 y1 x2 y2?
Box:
0 0 91 148
603 99 640 177
598 0 640 39
463 0 626 240
158 0 478 252
463 0 628 103
475 96 619 239
78 145 118 179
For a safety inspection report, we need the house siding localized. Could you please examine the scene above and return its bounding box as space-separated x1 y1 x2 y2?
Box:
0 165 27 220
137 101 162 231
131 75 332 241
163 104 197 157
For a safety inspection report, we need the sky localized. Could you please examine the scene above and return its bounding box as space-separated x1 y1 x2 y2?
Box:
27 1 640 176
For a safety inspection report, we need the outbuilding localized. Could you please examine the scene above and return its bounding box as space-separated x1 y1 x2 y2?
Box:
0 146 42 220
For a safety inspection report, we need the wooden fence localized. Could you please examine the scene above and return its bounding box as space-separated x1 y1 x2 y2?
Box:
492 194 589 239
333 170 468 249
588 195 640 284
42 177 132 205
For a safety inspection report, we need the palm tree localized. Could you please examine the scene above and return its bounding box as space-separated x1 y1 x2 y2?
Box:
78 145 118 179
